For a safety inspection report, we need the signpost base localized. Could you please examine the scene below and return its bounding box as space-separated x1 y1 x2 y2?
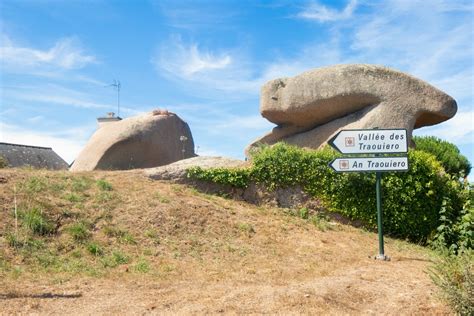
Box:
374 254 391 261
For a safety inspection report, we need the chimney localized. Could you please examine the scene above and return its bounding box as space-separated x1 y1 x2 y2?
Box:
97 112 122 128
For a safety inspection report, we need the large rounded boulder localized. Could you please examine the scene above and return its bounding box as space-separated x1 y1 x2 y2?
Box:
246 64 457 154
70 111 195 171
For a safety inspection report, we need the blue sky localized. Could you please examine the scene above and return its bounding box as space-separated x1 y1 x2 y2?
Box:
1 0 473 168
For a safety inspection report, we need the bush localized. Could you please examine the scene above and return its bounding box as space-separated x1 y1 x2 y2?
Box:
187 167 251 188
187 142 468 243
429 250 473 315
414 136 471 178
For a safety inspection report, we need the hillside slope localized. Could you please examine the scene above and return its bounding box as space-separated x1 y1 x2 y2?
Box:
0 169 449 314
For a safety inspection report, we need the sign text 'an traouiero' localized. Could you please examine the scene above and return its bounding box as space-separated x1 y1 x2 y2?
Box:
329 156 409 173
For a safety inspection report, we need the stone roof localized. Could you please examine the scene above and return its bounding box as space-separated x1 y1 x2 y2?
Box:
0 142 69 170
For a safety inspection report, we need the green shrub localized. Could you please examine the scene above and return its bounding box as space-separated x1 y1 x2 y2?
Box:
414 136 471 177
429 250 473 315
187 167 251 188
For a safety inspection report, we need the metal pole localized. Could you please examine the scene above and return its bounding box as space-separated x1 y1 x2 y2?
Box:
375 172 389 260
117 81 121 117
376 172 384 255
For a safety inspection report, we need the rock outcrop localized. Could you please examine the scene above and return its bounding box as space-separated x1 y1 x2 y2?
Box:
145 156 247 181
246 64 457 154
70 111 195 171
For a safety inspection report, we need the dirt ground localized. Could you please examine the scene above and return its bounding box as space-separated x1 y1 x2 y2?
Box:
0 255 449 315
0 169 451 315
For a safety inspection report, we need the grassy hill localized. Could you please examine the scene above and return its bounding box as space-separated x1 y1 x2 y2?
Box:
0 168 450 314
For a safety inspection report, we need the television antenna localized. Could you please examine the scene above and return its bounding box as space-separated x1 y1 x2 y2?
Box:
106 80 121 117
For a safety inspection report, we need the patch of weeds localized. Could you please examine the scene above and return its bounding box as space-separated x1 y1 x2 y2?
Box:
144 229 160 244
96 179 113 191
216 191 232 199
24 176 47 193
0 256 11 272
20 208 55 235
429 250 473 315
142 248 154 256
171 185 183 193
237 222 255 236
72 176 91 192
64 192 84 203
66 221 92 242
23 238 45 252
133 258 150 273
12 266 23 279
103 226 136 244
154 192 170 204
101 250 130 268
35 251 59 268
188 188 200 196
95 192 116 203
160 264 175 273
282 208 297 217
86 242 104 257
61 209 78 219
0 155 8 168
70 249 83 259
120 233 136 244
310 214 331 231
6 232 24 248
50 182 66 192
299 207 309 219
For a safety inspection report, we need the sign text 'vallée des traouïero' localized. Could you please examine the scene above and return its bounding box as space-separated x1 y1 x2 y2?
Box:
328 129 408 154
328 129 409 172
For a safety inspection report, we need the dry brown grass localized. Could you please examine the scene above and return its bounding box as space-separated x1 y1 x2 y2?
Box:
0 168 451 314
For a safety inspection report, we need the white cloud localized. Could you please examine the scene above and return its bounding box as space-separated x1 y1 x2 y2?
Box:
0 123 89 164
153 37 258 95
3 84 110 109
414 110 474 144
297 0 357 22
163 41 232 76
153 37 342 96
0 35 97 72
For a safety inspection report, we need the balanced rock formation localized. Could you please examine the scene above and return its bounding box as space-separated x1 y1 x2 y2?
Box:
70 111 195 171
246 64 457 154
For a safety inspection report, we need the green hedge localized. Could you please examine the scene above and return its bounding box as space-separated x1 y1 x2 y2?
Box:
187 142 468 244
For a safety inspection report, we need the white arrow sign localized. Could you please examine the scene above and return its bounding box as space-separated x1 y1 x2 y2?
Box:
328 129 408 154
329 157 409 172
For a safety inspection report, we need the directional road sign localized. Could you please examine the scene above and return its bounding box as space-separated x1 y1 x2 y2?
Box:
328 129 408 154
329 156 409 173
